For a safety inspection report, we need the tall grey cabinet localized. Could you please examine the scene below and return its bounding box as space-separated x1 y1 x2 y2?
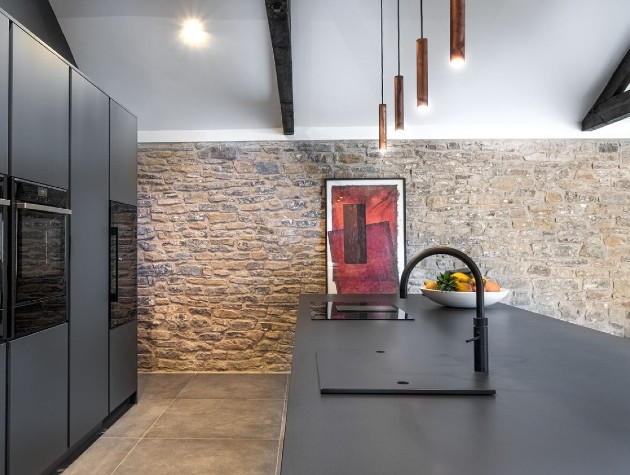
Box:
8 22 69 475
0 13 8 475
109 100 138 412
69 71 110 446
1 7 138 473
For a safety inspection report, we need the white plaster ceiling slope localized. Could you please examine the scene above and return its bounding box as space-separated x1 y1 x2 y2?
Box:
50 0 630 141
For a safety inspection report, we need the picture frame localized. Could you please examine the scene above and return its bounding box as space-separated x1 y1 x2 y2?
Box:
325 178 406 294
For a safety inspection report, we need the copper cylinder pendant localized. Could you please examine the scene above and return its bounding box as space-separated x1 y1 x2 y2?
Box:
394 76 404 131
416 38 428 108
379 104 387 152
450 0 465 65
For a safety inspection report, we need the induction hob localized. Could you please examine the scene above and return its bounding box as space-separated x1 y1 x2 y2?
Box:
309 301 413 320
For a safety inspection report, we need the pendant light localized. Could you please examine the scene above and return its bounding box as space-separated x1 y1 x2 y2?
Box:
394 0 404 130
450 0 465 66
379 0 387 152
416 0 428 108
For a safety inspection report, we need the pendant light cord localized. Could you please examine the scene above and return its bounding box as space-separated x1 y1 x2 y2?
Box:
397 0 400 75
381 0 384 103
420 0 424 38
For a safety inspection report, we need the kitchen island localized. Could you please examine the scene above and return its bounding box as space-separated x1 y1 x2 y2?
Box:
280 294 630 475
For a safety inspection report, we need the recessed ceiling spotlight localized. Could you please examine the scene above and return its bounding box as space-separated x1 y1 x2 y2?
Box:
180 18 208 46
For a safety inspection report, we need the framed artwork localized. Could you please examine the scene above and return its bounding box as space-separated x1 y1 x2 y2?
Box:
325 178 406 294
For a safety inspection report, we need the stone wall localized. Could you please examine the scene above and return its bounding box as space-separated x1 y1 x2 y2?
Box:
137 140 630 371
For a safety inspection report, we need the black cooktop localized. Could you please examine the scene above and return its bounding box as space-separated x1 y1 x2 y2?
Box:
309 301 413 320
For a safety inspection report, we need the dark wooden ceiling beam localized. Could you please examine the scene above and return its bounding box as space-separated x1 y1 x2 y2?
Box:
265 0 294 135
582 90 630 131
593 48 630 106
582 45 630 131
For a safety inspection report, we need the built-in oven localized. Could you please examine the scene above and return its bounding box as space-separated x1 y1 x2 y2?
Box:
110 200 137 329
10 178 71 339
0 174 8 341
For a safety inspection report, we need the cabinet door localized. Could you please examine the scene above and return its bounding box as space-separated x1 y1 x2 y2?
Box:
109 320 138 411
11 25 69 189
69 71 109 446
110 101 137 205
0 15 8 175
8 324 68 475
0 343 5 475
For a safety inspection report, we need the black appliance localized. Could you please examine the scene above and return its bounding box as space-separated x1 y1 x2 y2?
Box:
109 200 137 328
309 302 413 320
0 174 9 341
10 178 71 339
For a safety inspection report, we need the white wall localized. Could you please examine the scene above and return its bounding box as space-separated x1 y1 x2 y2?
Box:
52 0 630 140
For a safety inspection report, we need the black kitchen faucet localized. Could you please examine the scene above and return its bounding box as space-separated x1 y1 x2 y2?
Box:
399 246 489 373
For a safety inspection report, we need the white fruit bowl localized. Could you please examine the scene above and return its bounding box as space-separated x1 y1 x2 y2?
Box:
420 287 509 308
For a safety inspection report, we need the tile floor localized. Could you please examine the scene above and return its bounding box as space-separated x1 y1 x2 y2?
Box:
63 373 289 475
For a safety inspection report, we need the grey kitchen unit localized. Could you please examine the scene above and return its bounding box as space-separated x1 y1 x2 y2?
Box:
8 324 68 475
10 24 69 189
0 16 6 475
69 70 110 446
282 295 630 474
0 6 138 474
108 99 138 413
7 17 72 475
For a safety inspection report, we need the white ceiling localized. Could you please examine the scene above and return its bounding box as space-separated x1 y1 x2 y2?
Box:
50 0 630 141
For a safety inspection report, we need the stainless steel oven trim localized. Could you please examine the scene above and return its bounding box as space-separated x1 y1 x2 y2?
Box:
15 202 72 215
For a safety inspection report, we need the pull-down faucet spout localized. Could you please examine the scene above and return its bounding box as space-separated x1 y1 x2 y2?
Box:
399 246 489 373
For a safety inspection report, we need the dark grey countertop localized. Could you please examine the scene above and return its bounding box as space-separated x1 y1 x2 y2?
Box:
280 294 630 475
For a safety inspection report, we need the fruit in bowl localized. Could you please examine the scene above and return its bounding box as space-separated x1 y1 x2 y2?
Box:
421 271 509 308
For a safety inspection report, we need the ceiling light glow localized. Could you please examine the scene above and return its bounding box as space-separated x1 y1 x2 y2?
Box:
181 19 207 46
450 56 465 68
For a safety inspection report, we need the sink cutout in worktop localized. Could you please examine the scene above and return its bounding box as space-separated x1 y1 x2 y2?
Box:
316 350 495 396
309 302 413 320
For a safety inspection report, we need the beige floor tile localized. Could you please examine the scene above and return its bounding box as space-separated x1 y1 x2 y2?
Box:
144 398 284 440
63 437 139 475
138 373 195 400
64 374 286 474
113 438 278 475
104 399 173 438
178 374 287 400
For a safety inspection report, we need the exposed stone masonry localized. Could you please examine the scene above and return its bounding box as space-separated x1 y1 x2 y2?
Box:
137 140 630 371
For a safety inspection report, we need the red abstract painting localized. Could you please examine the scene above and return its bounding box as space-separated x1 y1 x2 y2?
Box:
326 180 405 294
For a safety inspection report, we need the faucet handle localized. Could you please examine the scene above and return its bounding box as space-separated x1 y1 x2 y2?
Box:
465 335 480 343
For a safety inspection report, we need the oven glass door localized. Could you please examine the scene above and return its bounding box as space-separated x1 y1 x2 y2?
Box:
0 176 7 341
13 206 67 337
110 201 137 329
